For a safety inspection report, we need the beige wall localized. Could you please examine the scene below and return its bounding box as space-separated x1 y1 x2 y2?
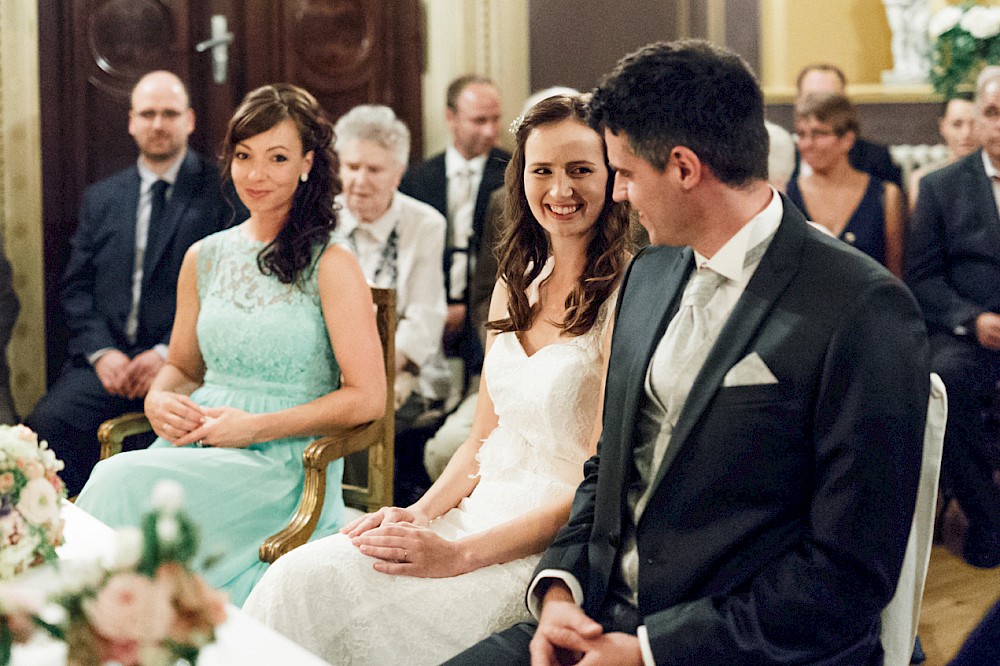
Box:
760 0 893 91
419 0 529 158
0 0 46 418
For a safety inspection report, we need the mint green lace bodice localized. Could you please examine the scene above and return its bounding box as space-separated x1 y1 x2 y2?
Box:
195 226 340 406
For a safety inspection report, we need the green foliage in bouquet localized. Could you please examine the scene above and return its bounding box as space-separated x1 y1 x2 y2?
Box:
930 1 1000 98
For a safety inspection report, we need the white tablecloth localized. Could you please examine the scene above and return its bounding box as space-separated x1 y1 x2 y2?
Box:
13 501 329 665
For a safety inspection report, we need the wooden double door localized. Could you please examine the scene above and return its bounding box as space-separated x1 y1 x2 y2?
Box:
39 0 424 380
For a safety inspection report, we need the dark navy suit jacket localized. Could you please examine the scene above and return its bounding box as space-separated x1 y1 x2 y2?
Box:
61 149 232 361
399 147 510 301
906 149 1000 335
536 196 929 664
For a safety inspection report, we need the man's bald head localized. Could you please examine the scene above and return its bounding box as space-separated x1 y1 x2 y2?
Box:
128 70 194 169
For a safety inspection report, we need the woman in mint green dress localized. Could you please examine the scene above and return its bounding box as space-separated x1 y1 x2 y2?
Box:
76 84 386 606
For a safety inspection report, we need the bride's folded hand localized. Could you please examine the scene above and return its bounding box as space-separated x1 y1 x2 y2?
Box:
340 506 429 538
352 523 473 578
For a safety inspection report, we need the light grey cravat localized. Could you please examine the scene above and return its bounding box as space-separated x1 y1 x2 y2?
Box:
633 265 727 520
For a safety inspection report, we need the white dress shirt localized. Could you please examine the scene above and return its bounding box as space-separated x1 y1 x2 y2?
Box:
444 145 488 301
981 149 1000 216
527 189 785 666
338 192 449 400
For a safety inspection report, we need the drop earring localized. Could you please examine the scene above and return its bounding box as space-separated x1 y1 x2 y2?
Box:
300 172 309 183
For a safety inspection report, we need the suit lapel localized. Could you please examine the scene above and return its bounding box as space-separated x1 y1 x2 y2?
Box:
115 169 142 317
967 151 1000 230
429 155 448 218
645 199 807 497
613 247 692 479
119 168 141 261
143 151 198 282
473 149 506 242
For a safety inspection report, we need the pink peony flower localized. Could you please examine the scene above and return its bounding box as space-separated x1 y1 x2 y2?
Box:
44 469 64 494
9 425 37 444
16 458 44 481
0 472 14 494
15 478 59 525
83 573 175 645
95 635 143 666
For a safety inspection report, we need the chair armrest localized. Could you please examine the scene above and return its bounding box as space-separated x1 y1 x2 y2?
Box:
259 421 383 563
97 412 152 460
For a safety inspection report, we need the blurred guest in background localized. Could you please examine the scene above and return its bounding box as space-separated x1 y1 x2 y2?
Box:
333 104 448 502
789 92 905 276
793 63 903 188
908 93 978 211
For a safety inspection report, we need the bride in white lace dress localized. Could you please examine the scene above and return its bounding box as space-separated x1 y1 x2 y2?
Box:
243 94 633 665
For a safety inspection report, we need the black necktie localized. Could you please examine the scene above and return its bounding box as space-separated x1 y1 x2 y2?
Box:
146 179 169 258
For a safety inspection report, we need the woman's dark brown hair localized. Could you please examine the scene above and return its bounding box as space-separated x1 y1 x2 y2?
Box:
795 91 860 138
487 95 631 336
220 83 339 285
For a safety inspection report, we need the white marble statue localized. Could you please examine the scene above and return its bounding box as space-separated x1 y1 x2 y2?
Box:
882 0 932 83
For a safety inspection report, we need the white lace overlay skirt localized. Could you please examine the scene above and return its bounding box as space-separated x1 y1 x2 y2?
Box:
243 427 581 665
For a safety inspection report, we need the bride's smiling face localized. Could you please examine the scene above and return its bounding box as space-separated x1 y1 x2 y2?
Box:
523 119 608 241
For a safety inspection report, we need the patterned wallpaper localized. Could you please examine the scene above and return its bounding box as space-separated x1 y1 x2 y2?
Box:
0 0 48 417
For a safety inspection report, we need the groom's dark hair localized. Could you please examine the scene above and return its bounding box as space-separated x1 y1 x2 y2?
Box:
588 39 768 186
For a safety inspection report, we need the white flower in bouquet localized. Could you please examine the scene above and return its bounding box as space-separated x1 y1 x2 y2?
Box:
48 558 104 596
16 478 59 525
110 527 144 571
0 425 66 580
961 5 1000 40
150 480 184 513
0 532 39 580
155 515 179 544
929 5 964 38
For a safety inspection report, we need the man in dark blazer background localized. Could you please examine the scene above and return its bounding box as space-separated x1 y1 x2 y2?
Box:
399 74 509 384
906 66 1000 569
27 71 233 495
450 40 928 665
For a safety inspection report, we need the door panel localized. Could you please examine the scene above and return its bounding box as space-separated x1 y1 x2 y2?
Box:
39 0 423 381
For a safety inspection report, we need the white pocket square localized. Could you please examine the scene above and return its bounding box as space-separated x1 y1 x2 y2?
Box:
723 352 778 387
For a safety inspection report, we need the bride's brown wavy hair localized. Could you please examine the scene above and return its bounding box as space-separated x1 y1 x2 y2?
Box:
487 95 631 336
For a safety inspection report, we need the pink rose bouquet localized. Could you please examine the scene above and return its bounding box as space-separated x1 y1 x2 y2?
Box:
0 481 227 666
0 425 66 580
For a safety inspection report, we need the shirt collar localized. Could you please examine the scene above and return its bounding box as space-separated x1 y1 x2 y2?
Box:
137 149 186 190
693 186 783 283
445 144 488 178
982 149 1000 180
336 193 398 245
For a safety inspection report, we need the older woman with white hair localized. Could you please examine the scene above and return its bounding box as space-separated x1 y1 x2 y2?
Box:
333 105 449 436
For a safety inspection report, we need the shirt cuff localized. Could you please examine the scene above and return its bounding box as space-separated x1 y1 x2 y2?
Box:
526 569 585 620
154 344 169 359
637 625 656 666
87 347 116 366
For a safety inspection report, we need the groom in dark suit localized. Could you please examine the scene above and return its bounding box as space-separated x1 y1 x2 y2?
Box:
27 71 232 495
449 41 929 665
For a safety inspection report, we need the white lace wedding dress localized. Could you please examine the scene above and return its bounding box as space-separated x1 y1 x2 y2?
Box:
243 283 614 665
